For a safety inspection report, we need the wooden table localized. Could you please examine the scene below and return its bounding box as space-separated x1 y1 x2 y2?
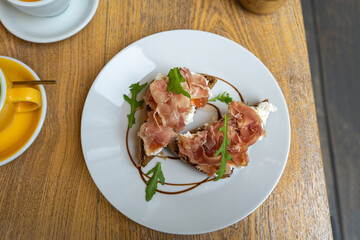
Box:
0 0 333 239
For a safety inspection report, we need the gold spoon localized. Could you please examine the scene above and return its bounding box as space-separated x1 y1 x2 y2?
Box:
13 80 57 85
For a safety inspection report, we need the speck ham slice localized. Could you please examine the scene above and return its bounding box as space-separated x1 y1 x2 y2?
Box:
139 110 177 156
177 101 265 177
139 68 211 156
180 67 211 99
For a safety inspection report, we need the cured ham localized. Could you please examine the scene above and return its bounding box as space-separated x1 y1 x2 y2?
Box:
180 67 211 108
139 68 211 156
139 110 177 155
177 102 265 177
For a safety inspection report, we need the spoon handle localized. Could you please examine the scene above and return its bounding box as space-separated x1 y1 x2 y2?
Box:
13 80 57 85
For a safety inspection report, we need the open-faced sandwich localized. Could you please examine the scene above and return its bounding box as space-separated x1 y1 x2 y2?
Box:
168 100 277 179
124 66 277 200
138 67 217 167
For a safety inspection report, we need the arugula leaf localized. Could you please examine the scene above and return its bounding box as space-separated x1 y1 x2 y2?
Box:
145 162 165 201
123 82 148 128
209 92 233 105
167 67 191 98
214 114 233 181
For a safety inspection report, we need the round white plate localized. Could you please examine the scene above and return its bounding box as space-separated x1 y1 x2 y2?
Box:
0 0 99 43
81 30 291 234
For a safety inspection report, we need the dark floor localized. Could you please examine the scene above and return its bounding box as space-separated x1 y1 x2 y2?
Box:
301 0 360 239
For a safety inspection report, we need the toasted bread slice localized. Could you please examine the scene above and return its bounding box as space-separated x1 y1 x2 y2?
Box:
138 74 218 167
167 125 233 179
167 100 275 177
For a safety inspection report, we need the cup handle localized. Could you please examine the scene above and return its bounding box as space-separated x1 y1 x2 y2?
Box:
8 88 42 112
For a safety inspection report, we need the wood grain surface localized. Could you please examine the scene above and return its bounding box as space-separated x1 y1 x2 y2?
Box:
301 0 341 238
0 0 332 239
302 0 360 239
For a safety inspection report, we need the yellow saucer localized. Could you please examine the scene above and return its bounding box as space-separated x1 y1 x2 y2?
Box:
0 56 47 165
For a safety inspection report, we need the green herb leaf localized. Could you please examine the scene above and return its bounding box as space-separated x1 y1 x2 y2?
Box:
209 92 233 105
214 114 233 181
167 67 191 98
123 82 148 128
145 162 165 201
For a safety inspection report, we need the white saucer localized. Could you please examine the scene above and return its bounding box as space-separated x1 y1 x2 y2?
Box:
0 0 99 43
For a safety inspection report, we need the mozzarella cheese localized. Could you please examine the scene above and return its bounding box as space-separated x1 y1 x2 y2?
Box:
251 101 277 127
154 73 166 80
251 101 277 140
147 147 163 156
181 131 195 139
184 106 196 125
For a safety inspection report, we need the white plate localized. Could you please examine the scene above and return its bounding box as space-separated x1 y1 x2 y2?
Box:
0 0 99 43
81 30 291 234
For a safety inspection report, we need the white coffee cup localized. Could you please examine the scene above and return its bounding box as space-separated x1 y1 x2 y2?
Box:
6 0 71 18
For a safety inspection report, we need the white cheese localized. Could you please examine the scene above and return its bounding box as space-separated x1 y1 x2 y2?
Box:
154 73 165 81
184 106 196 125
181 131 195 139
208 86 212 97
251 101 277 127
251 101 277 140
146 147 163 156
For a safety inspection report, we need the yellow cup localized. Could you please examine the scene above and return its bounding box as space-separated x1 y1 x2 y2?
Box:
0 68 42 133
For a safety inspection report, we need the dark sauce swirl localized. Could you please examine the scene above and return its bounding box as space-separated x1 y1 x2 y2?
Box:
126 128 212 194
219 77 244 102
207 103 222 120
201 74 244 102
